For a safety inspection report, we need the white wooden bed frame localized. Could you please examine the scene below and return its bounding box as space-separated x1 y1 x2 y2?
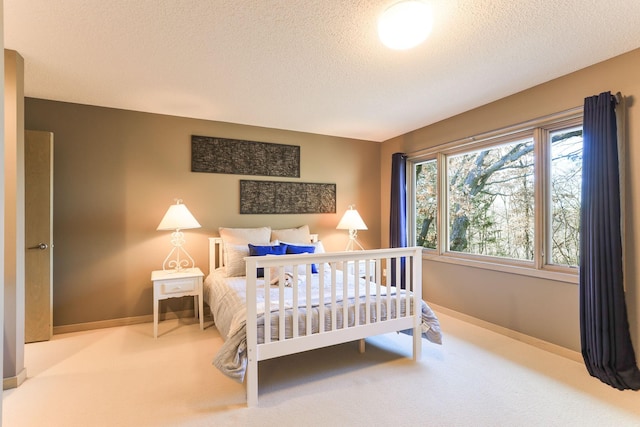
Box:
207 237 423 407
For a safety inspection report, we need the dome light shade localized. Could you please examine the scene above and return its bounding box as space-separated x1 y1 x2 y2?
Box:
378 0 433 50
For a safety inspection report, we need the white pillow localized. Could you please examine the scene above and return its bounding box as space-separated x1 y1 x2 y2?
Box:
219 227 271 277
224 244 250 277
310 241 332 273
312 241 325 254
219 226 271 245
271 225 311 243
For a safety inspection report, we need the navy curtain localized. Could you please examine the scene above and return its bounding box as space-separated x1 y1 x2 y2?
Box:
390 153 407 288
580 91 640 390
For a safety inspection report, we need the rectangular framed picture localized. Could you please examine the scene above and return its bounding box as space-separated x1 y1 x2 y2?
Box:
240 180 336 214
191 135 300 177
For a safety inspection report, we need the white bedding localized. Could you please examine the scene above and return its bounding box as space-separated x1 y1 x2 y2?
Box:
205 266 443 382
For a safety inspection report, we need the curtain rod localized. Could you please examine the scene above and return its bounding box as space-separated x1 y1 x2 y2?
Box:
615 91 623 104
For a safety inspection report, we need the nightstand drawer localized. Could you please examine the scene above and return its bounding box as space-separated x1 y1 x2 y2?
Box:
160 279 196 294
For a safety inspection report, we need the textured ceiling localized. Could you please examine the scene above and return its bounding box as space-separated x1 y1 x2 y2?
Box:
5 0 640 142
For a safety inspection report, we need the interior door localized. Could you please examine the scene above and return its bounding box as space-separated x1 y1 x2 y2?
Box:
25 130 54 343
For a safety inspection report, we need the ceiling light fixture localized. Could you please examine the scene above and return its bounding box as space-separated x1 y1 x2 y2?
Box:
378 0 433 50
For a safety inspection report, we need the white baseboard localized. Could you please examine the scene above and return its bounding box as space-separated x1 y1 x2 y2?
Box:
430 303 583 363
3 367 27 390
52 309 211 335
53 314 153 335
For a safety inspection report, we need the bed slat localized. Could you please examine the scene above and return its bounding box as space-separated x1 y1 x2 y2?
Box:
264 268 271 344
305 264 312 336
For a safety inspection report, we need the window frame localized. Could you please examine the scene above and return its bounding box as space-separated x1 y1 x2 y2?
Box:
408 110 583 284
540 119 584 272
411 156 439 250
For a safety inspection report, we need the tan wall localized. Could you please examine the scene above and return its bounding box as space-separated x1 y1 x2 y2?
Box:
380 48 640 352
24 100 380 327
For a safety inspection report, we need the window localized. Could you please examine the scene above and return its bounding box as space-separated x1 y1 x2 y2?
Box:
447 138 535 260
411 113 582 278
548 126 583 267
414 158 437 249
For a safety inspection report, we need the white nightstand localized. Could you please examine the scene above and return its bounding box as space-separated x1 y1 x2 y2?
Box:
151 267 204 338
340 260 377 281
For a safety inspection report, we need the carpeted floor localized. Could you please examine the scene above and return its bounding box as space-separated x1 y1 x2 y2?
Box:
3 311 640 426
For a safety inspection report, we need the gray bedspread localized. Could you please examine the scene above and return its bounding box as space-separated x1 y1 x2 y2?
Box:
205 268 443 382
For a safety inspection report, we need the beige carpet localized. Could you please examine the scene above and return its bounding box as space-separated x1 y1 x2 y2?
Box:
3 311 640 427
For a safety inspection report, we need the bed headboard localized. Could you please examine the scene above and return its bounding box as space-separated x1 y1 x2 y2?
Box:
208 237 224 274
208 234 318 275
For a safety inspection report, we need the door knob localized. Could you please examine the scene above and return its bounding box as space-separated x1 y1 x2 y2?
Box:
28 243 48 250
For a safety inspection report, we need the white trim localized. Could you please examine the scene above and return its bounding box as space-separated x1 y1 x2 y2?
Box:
52 309 208 335
534 127 545 270
3 368 27 390
430 303 582 363
422 251 578 284
407 106 583 159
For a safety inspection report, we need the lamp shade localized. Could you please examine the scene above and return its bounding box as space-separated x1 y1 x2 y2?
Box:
337 206 368 230
157 201 201 231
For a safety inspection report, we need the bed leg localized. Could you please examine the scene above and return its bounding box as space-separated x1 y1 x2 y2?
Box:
358 338 366 354
413 326 422 361
247 354 258 407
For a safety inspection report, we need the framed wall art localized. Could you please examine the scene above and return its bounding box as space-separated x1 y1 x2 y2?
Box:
240 180 336 214
191 135 300 177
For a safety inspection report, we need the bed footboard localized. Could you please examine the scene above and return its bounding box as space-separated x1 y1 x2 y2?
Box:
244 247 423 407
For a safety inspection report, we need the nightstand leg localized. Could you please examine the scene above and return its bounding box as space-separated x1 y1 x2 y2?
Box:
154 297 158 338
194 295 199 319
199 294 204 331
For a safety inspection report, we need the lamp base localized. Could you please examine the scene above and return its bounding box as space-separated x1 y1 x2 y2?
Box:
162 230 196 271
345 239 365 251
345 229 365 251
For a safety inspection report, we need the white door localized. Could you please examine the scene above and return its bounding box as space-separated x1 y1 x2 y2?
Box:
25 130 54 343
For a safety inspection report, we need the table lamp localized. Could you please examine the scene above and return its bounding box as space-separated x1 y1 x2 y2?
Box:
157 199 201 271
337 205 368 251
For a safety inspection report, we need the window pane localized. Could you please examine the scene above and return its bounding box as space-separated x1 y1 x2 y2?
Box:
415 159 437 249
448 139 535 260
550 127 582 267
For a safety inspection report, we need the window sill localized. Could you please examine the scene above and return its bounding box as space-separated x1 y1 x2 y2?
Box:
421 252 578 284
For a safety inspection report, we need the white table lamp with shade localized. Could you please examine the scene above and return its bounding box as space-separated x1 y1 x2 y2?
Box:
336 205 368 251
156 199 201 272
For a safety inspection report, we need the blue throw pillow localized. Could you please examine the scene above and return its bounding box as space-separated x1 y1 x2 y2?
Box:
286 244 318 273
248 244 288 277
